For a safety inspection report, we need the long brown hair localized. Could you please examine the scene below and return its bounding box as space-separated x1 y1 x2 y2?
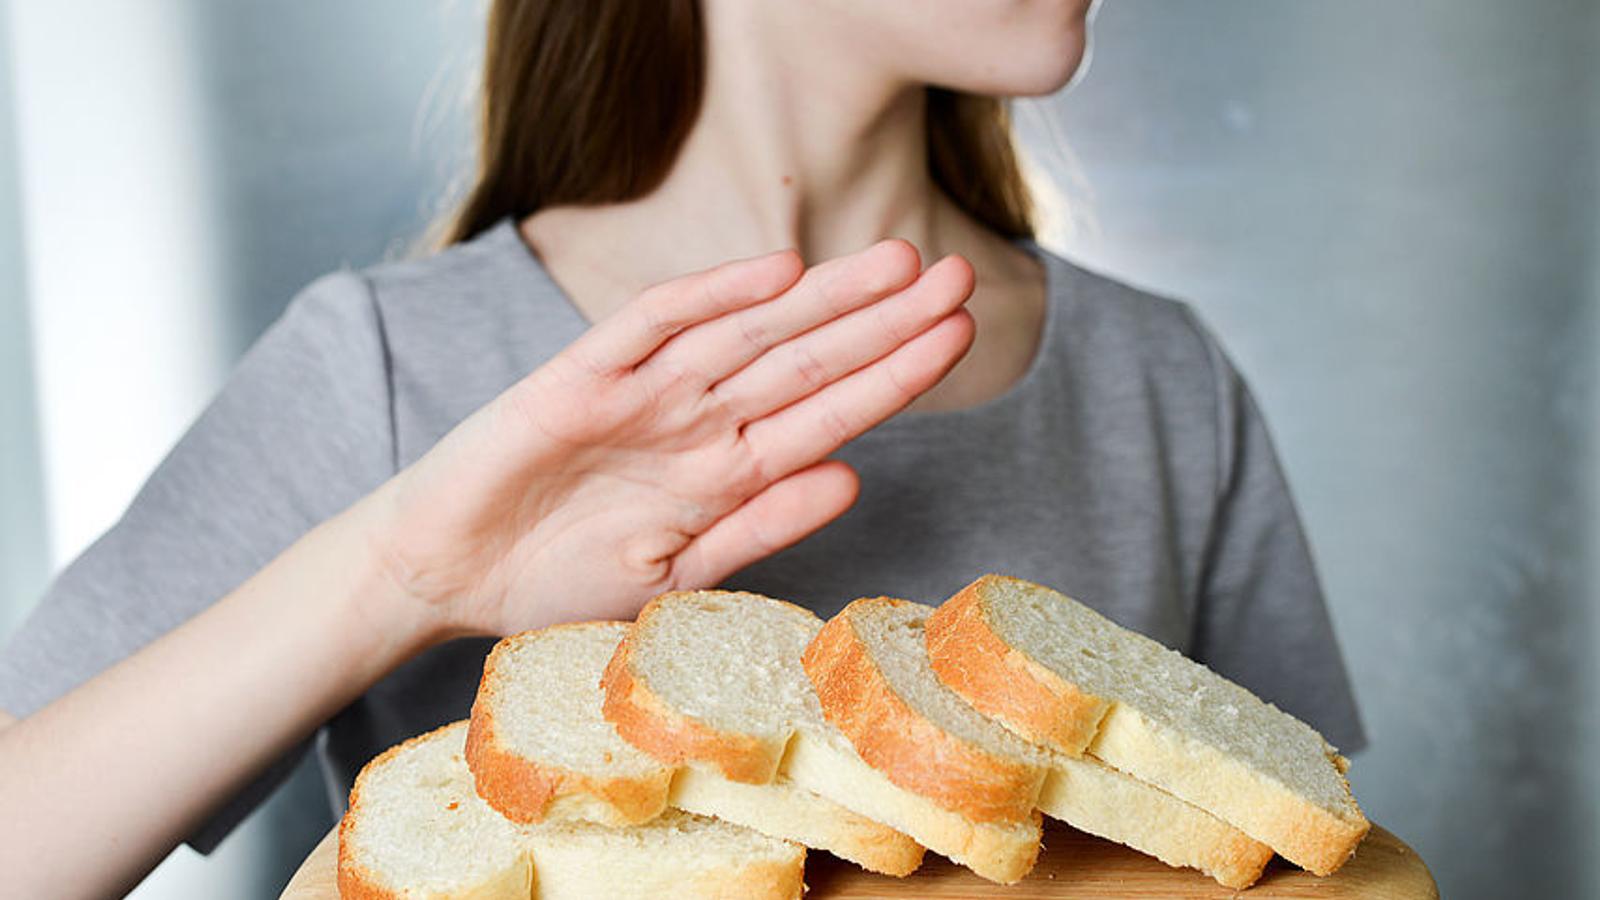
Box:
445 0 1035 246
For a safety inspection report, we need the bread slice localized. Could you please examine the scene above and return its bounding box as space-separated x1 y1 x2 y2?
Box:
467 622 674 826
816 593 1272 888
521 805 806 900
604 591 1054 882
473 615 921 876
797 595 1047 883
600 591 927 877
926 574 1370 875
780 714 1044 885
339 722 530 899
338 721 805 900
666 767 919 876
601 590 814 784
1039 753 1272 889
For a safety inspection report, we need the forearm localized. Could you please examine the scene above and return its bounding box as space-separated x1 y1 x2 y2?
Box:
0 495 434 898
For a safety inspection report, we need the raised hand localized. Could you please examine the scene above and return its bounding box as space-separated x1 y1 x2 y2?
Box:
364 239 975 637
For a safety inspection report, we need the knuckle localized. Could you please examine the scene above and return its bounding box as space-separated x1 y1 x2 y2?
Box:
881 357 917 400
819 406 855 446
790 344 831 390
740 516 779 557
633 287 681 338
721 454 769 502
732 427 782 487
875 302 912 345
821 274 862 317
680 501 718 533
695 268 726 310
649 355 702 396
736 314 769 351
635 280 672 311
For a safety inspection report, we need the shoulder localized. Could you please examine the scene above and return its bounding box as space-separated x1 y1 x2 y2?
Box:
1033 244 1218 371
354 219 553 317
273 219 544 339
1029 245 1240 474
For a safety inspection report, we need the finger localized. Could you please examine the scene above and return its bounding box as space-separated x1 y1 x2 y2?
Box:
711 253 974 422
641 239 920 387
740 310 975 479
673 460 860 586
563 248 805 375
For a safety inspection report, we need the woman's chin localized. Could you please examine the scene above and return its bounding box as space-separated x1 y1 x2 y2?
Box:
1011 47 1089 97
948 40 1088 98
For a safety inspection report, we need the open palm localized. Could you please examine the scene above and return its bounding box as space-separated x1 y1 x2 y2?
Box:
368 240 975 636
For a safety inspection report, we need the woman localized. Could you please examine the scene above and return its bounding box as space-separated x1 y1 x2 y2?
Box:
0 0 1363 894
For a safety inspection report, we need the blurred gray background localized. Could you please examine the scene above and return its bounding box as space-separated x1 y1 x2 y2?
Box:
0 1 1594 898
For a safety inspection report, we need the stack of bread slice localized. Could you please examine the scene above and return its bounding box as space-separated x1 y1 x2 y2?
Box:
336 574 1368 896
923 574 1370 876
602 589 1042 883
467 619 923 875
810 593 1280 888
336 721 805 899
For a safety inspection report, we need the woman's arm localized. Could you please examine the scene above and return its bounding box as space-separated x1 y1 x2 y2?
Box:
0 500 421 898
0 240 976 898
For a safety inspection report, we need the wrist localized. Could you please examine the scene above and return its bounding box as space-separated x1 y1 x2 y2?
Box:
319 486 454 676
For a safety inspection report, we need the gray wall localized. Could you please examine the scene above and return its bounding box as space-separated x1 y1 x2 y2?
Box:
1036 2 1599 897
1 2 1594 898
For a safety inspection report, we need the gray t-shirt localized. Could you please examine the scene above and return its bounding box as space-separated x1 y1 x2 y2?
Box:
0 218 1364 851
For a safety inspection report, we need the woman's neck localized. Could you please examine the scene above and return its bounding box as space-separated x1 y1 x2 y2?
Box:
521 6 1021 316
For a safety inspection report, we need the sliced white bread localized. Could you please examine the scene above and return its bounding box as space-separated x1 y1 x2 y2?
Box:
665 768 917 876
339 722 530 899
605 591 1054 881
467 622 673 826
472 615 920 876
808 595 1271 888
521 806 806 900
926 573 1370 875
1039 753 1273 889
338 721 805 900
798 595 1047 883
778 715 1042 885
600 591 927 877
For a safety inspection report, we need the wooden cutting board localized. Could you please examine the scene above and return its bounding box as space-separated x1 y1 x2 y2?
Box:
280 819 1436 899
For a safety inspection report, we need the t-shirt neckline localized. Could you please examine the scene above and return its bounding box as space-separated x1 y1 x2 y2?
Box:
484 216 1057 426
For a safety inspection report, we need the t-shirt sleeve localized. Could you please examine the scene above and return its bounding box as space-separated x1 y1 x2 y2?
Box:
0 270 396 851
1182 309 1368 755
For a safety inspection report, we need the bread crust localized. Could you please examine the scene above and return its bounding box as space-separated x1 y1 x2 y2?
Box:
600 593 787 784
465 701 672 826
466 622 673 825
926 575 1112 755
337 725 422 900
1201 834 1274 889
802 597 1045 824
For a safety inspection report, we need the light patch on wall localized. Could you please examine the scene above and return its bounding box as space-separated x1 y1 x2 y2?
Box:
11 0 227 568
